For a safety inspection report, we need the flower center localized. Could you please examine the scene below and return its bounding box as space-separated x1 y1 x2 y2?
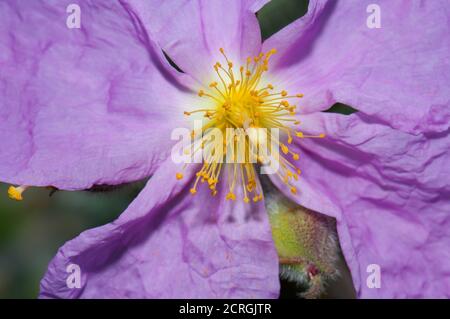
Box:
178 48 324 203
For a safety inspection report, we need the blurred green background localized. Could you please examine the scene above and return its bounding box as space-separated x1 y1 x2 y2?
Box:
0 0 355 298
0 183 144 298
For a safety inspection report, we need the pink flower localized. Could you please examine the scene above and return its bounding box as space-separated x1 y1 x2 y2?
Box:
1 0 449 298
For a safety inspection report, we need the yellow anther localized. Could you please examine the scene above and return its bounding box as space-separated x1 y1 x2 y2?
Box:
292 153 300 160
281 144 289 154
257 156 266 164
184 111 191 116
290 187 297 194
267 84 274 90
219 48 224 54
281 90 288 97
8 185 28 201
252 194 263 202
296 131 326 138
244 197 250 203
176 173 184 180
296 93 304 98
204 112 213 118
228 62 233 68
209 81 218 87
226 192 236 201
190 188 197 195
198 90 204 97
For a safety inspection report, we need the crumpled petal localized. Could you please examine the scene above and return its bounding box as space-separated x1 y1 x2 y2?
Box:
0 0 196 190
270 112 450 297
39 157 279 298
122 0 268 81
263 0 450 134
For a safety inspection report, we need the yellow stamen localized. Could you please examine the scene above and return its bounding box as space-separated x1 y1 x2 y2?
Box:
226 192 236 201
296 132 326 138
8 185 28 201
179 48 323 201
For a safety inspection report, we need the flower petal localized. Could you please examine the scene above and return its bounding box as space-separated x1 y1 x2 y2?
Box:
39 158 279 298
263 0 450 133
270 112 450 297
0 0 196 190
122 0 267 81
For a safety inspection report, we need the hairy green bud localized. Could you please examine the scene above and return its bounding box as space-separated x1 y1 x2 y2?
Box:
265 190 339 298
